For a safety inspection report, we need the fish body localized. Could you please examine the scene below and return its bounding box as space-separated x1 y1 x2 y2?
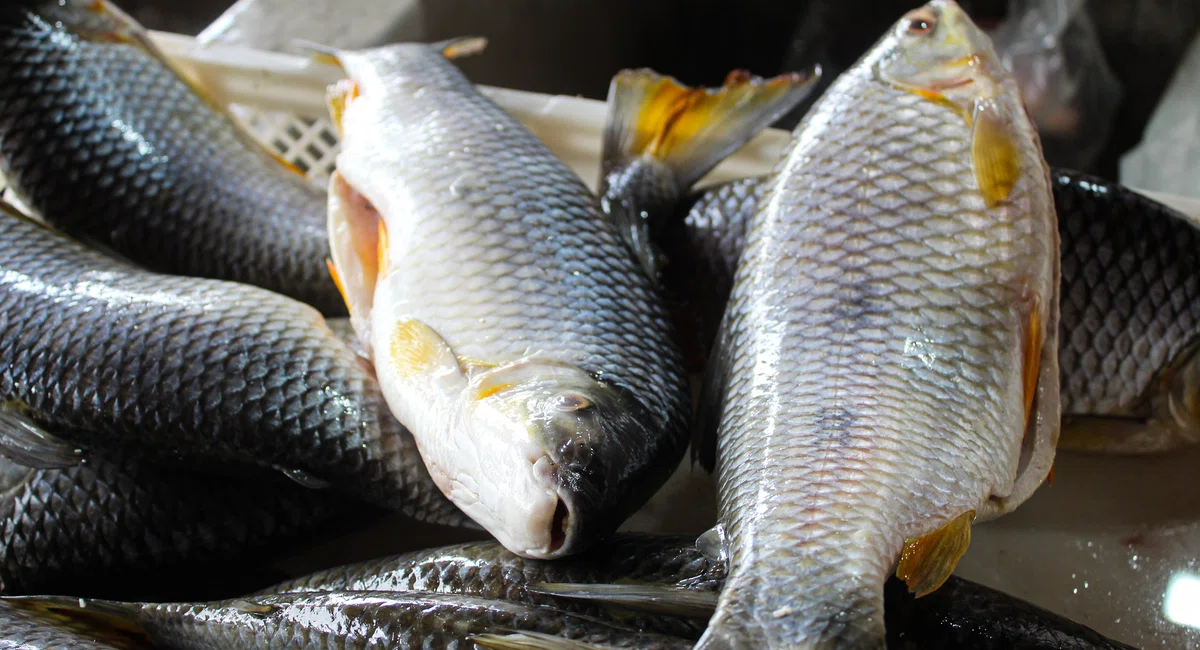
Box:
598 69 818 279
262 534 724 638
697 2 1060 647
0 599 152 650
0 207 462 525
326 41 690 558
671 171 1200 452
10 592 694 650
0 450 360 600
0 0 344 315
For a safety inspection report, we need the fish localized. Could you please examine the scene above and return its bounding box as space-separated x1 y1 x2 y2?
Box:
694 1 1061 647
0 0 345 316
0 449 369 600
261 534 724 638
0 599 154 650
5 591 695 650
322 39 691 559
534 573 1137 649
667 170 1200 453
0 203 464 527
598 68 818 279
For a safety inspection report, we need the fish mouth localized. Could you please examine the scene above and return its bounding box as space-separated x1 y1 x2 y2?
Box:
530 455 578 559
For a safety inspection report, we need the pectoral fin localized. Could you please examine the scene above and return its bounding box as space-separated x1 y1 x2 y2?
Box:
327 171 382 356
387 319 468 397
470 632 610 650
896 510 974 598
971 100 1021 207
531 583 718 619
0 406 81 469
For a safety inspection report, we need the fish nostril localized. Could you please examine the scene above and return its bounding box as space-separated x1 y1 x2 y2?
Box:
549 498 569 553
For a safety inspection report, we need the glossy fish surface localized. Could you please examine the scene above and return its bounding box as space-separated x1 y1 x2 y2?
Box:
262 534 723 637
9 591 694 650
0 450 360 600
325 40 690 558
696 1 1060 647
0 599 152 650
0 206 462 526
671 170 1200 453
0 0 344 315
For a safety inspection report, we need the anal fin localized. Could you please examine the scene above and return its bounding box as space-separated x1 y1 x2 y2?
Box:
896 510 974 598
0 405 82 469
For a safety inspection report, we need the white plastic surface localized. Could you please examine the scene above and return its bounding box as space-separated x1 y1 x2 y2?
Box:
1121 33 1200 199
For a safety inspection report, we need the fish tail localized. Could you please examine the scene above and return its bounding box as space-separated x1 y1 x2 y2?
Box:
601 67 821 190
2 595 151 643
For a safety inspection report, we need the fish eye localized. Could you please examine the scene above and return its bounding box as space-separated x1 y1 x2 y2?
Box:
902 9 937 36
554 394 591 412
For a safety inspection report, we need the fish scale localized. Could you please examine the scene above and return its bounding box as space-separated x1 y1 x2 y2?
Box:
0 210 463 526
699 4 1058 645
0 453 348 599
0 2 343 315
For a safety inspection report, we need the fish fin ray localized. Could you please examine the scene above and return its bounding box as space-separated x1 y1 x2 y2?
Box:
388 319 465 383
531 583 718 619
972 101 1021 207
896 510 974 598
0 406 82 469
294 39 345 67
327 171 380 356
327 79 361 136
602 68 819 190
433 36 488 60
470 632 608 650
2 595 150 646
279 468 332 489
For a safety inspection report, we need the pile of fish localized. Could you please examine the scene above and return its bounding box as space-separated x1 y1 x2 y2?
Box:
0 0 1191 647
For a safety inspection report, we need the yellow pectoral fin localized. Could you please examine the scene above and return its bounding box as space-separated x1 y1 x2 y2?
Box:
388 319 464 382
972 101 1021 207
327 171 381 333
896 510 975 598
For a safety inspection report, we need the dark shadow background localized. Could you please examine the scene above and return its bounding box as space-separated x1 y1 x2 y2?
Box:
126 0 1199 181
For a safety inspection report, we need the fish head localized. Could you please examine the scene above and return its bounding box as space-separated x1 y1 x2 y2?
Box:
875 0 1008 110
462 359 655 559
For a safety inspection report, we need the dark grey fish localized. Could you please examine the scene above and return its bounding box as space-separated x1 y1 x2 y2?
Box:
667 170 1200 453
598 68 817 279
0 0 344 315
261 534 723 638
0 599 154 650
0 450 373 600
0 204 463 526
6 591 694 650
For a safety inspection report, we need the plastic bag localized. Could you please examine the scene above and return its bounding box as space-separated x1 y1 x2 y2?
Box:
989 0 1122 171
1120 33 1200 199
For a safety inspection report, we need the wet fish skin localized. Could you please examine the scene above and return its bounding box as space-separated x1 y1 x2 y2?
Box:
327 41 690 558
0 0 345 316
697 1 1060 647
0 450 367 600
883 576 1136 649
261 534 724 638
671 171 1200 452
0 207 463 526
12 592 695 650
0 599 153 650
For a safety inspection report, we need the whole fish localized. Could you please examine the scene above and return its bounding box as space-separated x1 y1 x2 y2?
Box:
262 534 724 638
0 450 366 600
0 205 463 526
0 599 153 650
0 0 344 315
323 39 690 558
8 591 695 650
598 68 818 279
696 2 1060 647
668 170 1200 453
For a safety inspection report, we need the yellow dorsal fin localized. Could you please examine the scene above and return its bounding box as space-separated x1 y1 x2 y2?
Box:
896 510 975 597
972 101 1021 207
